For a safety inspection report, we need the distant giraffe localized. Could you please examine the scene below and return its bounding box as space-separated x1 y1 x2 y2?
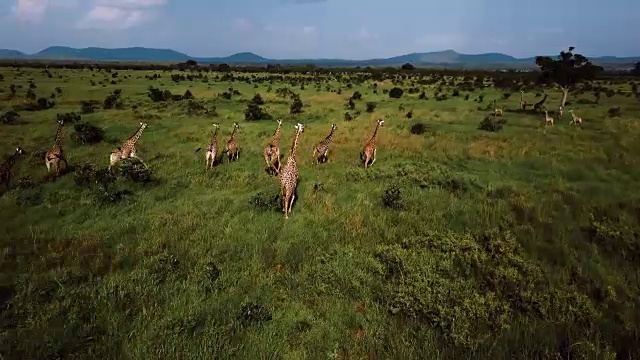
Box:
569 110 582 125
224 123 240 162
205 124 220 170
493 100 504 116
279 123 304 219
263 119 283 175
361 119 384 169
109 122 148 171
312 123 338 164
45 118 68 176
544 110 554 126
533 93 548 112
1 147 25 193
520 90 529 110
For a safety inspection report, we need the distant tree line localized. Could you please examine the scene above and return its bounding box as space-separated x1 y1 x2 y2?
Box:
0 56 634 79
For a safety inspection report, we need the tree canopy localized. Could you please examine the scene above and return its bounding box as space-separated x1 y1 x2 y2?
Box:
535 47 603 107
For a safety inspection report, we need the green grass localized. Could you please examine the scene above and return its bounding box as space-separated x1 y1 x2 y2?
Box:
2 67 640 359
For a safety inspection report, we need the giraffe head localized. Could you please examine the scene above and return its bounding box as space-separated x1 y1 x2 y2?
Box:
295 123 304 133
331 123 337 131
234 123 239 129
139 122 148 129
377 119 385 127
15 147 24 155
213 123 219 128
57 118 64 125
277 119 283 126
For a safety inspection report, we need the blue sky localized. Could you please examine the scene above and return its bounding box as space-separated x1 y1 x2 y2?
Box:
1 0 638 59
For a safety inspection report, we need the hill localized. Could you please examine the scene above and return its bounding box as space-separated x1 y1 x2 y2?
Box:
0 46 638 69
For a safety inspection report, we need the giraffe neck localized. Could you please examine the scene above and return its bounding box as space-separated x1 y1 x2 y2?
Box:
128 125 146 146
323 127 335 144
3 152 19 169
272 123 282 143
210 128 218 145
53 122 64 146
520 92 524 103
288 129 302 163
230 126 238 141
368 123 381 144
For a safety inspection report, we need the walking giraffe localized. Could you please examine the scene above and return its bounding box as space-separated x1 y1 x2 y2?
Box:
312 123 338 164
109 122 148 171
279 123 304 219
1 147 25 193
205 124 220 170
45 118 68 176
361 119 384 169
224 123 240 162
263 119 283 175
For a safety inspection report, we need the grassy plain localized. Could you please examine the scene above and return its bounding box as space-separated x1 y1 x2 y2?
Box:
1 66 640 359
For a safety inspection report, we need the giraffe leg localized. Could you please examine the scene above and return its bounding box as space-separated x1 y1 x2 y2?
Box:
370 149 377 167
283 193 290 218
289 193 296 217
45 159 51 172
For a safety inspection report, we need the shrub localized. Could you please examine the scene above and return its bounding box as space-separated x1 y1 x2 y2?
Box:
71 122 105 145
382 186 405 210
118 160 153 183
245 103 270 121
290 96 303 115
251 93 265 105
608 107 621 117
80 100 100 114
406 110 413 119
365 102 377 113
418 91 427 100
74 163 98 187
345 98 355 110
249 191 280 211
57 112 81 124
238 303 272 327
389 87 404 99
147 87 172 102
0 111 19 125
350 91 362 100
182 89 194 100
478 116 506 132
104 89 122 109
410 122 425 135
344 112 353 121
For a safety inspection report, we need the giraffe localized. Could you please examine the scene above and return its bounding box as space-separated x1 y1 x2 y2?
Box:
361 119 384 169
569 110 582 125
205 124 220 170
279 123 304 219
533 93 548 112
544 110 554 126
263 119 283 175
312 123 338 164
0 147 25 192
558 106 564 120
520 90 529 110
109 122 148 171
493 100 504 117
45 118 68 176
224 123 239 162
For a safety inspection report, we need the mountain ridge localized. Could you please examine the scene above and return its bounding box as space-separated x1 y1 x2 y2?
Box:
1 46 638 69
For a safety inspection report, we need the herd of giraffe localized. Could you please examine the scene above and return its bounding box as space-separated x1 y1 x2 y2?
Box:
0 116 386 219
495 90 584 126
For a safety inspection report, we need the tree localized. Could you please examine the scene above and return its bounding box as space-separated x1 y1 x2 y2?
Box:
389 87 404 99
185 59 197 67
401 63 415 70
631 61 640 76
535 47 603 108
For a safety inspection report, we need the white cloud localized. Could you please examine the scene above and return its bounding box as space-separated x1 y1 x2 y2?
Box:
302 26 315 34
353 27 377 41
13 0 49 22
77 0 165 30
231 17 256 32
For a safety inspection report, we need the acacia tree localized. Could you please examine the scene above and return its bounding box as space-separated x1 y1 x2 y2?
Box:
632 61 640 76
535 47 603 108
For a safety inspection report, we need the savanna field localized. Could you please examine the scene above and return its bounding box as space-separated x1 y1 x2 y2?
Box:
1 63 640 359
